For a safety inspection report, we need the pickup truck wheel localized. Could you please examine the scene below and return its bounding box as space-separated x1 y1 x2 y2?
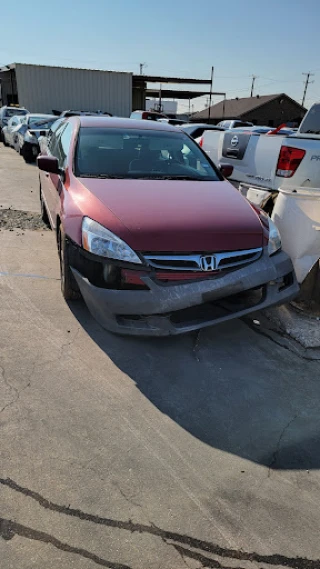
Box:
58 227 81 301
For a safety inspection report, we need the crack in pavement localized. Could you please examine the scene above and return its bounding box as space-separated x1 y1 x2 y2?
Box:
0 477 319 569
0 517 131 569
115 485 143 510
268 415 299 476
171 543 246 569
59 327 81 361
0 364 19 415
243 318 320 361
0 360 32 416
192 329 202 362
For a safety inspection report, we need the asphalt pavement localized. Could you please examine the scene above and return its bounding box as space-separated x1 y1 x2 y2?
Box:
1 143 320 569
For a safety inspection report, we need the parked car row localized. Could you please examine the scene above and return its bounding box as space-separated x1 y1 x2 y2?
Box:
1 106 114 163
1 106 59 162
4 113 58 161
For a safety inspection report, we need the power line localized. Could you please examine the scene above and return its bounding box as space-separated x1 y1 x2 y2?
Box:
302 72 315 106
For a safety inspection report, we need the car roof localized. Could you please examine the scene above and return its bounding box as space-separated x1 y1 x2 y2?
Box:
26 113 57 118
182 123 224 129
75 116 180 132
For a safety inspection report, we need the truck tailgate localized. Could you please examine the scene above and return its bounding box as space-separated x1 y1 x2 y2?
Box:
202 130 286 189
275 137 320 190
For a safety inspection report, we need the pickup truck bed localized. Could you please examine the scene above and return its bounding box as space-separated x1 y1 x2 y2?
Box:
203 129 320 195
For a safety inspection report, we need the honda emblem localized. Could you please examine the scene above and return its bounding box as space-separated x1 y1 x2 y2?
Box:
200 255 216 271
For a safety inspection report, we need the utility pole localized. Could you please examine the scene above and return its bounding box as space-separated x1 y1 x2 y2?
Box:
208 66 214 124
302 72 315 106
250 75 257 97
140 63 147 75
158 84 162 112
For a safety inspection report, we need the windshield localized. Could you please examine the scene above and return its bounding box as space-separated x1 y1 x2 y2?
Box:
75 127 221 181
29 117 58 129
6 108 28 117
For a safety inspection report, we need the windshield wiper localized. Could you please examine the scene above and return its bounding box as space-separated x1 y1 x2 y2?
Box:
160 175 207 181
79 173 113 179
130 174 207 181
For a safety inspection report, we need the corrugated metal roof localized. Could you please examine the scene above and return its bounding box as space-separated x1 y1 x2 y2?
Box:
192 93 306 120
2 62 131 75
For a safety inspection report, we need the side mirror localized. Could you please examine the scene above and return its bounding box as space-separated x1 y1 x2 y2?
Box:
219 163 234 178
37 155 60 174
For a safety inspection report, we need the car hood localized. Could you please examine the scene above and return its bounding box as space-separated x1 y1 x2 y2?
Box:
78 178 264 252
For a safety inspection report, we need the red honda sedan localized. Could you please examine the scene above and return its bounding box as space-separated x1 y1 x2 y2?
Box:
37 117 298 336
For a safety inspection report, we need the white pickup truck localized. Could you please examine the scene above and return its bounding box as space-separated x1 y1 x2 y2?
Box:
201 103 320 213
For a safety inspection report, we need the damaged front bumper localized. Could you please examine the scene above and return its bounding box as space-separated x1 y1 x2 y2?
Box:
71 249 299 336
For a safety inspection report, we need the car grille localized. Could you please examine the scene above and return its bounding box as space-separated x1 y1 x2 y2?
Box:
143 248 262 273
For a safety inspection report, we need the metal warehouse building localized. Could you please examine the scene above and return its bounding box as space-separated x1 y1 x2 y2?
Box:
0 63 132 117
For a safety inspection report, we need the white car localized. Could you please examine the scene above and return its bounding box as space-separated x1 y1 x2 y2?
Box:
2 115 26 148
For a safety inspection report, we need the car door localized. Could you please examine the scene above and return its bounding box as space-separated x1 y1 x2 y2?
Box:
41 122 73 227
12 117 24 150
16 118 28 150
6 117 15 144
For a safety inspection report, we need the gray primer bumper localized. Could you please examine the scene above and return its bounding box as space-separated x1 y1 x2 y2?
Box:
71 249 299 336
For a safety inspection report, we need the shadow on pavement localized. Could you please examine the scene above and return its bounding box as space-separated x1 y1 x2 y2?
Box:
69 300 320 471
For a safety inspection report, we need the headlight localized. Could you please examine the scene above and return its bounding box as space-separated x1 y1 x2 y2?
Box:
268 218 281 255
82 217 142 264
26 131 38 142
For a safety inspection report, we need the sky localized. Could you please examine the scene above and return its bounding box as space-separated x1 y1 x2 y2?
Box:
1 0 319 112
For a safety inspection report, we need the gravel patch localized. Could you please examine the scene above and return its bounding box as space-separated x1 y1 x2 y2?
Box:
0 209 49 231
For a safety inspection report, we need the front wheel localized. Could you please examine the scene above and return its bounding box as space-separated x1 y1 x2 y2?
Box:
40 186 50 227
58 227 81 301
22 143 34 163
3 137 8 147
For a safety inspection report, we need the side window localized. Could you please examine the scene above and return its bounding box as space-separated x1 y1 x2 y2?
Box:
192 128 202 139
48 122 67 157
56 123 73 167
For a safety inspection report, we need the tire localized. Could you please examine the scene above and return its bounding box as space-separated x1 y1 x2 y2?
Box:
22 143 34 163
40 186 50 227
58 227 81 301
3 136 8 147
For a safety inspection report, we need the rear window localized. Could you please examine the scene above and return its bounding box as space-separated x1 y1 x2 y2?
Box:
130 112 142 119
233 121 253 128
299 104 320 134
75 127 221 181
5 108 28 117
29 117 58 129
